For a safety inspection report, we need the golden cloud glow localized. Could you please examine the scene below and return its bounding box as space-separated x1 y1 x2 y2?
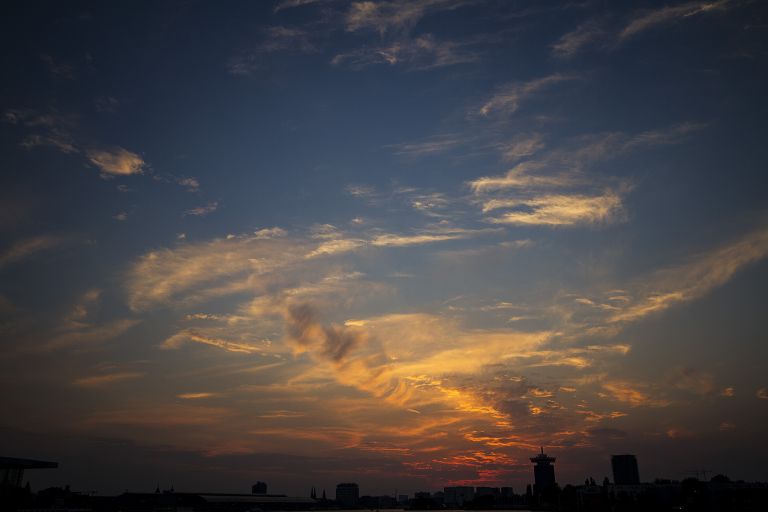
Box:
73 371 145 387
484 191 623 226
600 381 669 407
86 147 145 175
177 392 218 399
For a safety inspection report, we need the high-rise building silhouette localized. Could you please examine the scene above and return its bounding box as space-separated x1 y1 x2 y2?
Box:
530 447 556 494
335 482 359 507
443 486 474 507
251 481 267 494
611 454 640 485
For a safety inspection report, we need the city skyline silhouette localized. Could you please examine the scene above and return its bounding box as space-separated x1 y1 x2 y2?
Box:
4 449 768 511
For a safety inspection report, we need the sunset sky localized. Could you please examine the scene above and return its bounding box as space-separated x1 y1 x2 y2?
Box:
2 0 768 497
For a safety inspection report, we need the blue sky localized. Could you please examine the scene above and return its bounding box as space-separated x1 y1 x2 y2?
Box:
1 0 768 496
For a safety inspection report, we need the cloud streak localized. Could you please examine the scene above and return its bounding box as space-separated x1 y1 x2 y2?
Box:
607 224 768 325
483 191 623 227
183 201 219 217
620 0 732 41
332 34 480 70
468 124 705 227
344 0 470 34
477 74 577 117
0 235 64 269
551 20 604 58
73 372 145 388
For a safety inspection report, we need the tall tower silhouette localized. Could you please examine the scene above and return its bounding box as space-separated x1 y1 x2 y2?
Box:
530 447 556 494
612 454 640 485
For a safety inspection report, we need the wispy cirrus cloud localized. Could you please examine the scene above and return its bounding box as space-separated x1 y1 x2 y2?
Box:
387 127 539 166
274 0 333 12
607 224 768 325
177 177 200 192
183 201 219 217
551 222 768 342
6 108 80 154
468 123 705 227
344 0 470 34
387 133 469 157
483 191 624 227
126 233 301 310
600 380 670 407
73 371 145 388
305 238 367 258
371 231 479 247
177 392 218 399
22 290 140 353
38 318 140 353
306 224 497 257
551 19 605 58
273 0 332 12
619 0 733 41
39 53 75 79
345 184 377 198
476 74 578 118
20 133 79 154
408 192 453 218
4 109 68 127
332 34 480 70
345 182 464 219
253 227 288 239
258 26 318 53
228 26 317 75
127 230 383 313
497 132 546 162
161 331 271 354
0 234 65 269
551 1 736 58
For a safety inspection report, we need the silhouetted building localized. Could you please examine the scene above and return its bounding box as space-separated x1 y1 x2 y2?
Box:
475 486 500 498
335 482 359 508
530 447 557 494
612 454 640 485
499 486 514 505
443 486 474 506
357 495 397 509
252 481 268 494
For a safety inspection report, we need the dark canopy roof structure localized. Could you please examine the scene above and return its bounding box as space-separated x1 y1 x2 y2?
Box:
0 457 58 470
1 456 58 489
